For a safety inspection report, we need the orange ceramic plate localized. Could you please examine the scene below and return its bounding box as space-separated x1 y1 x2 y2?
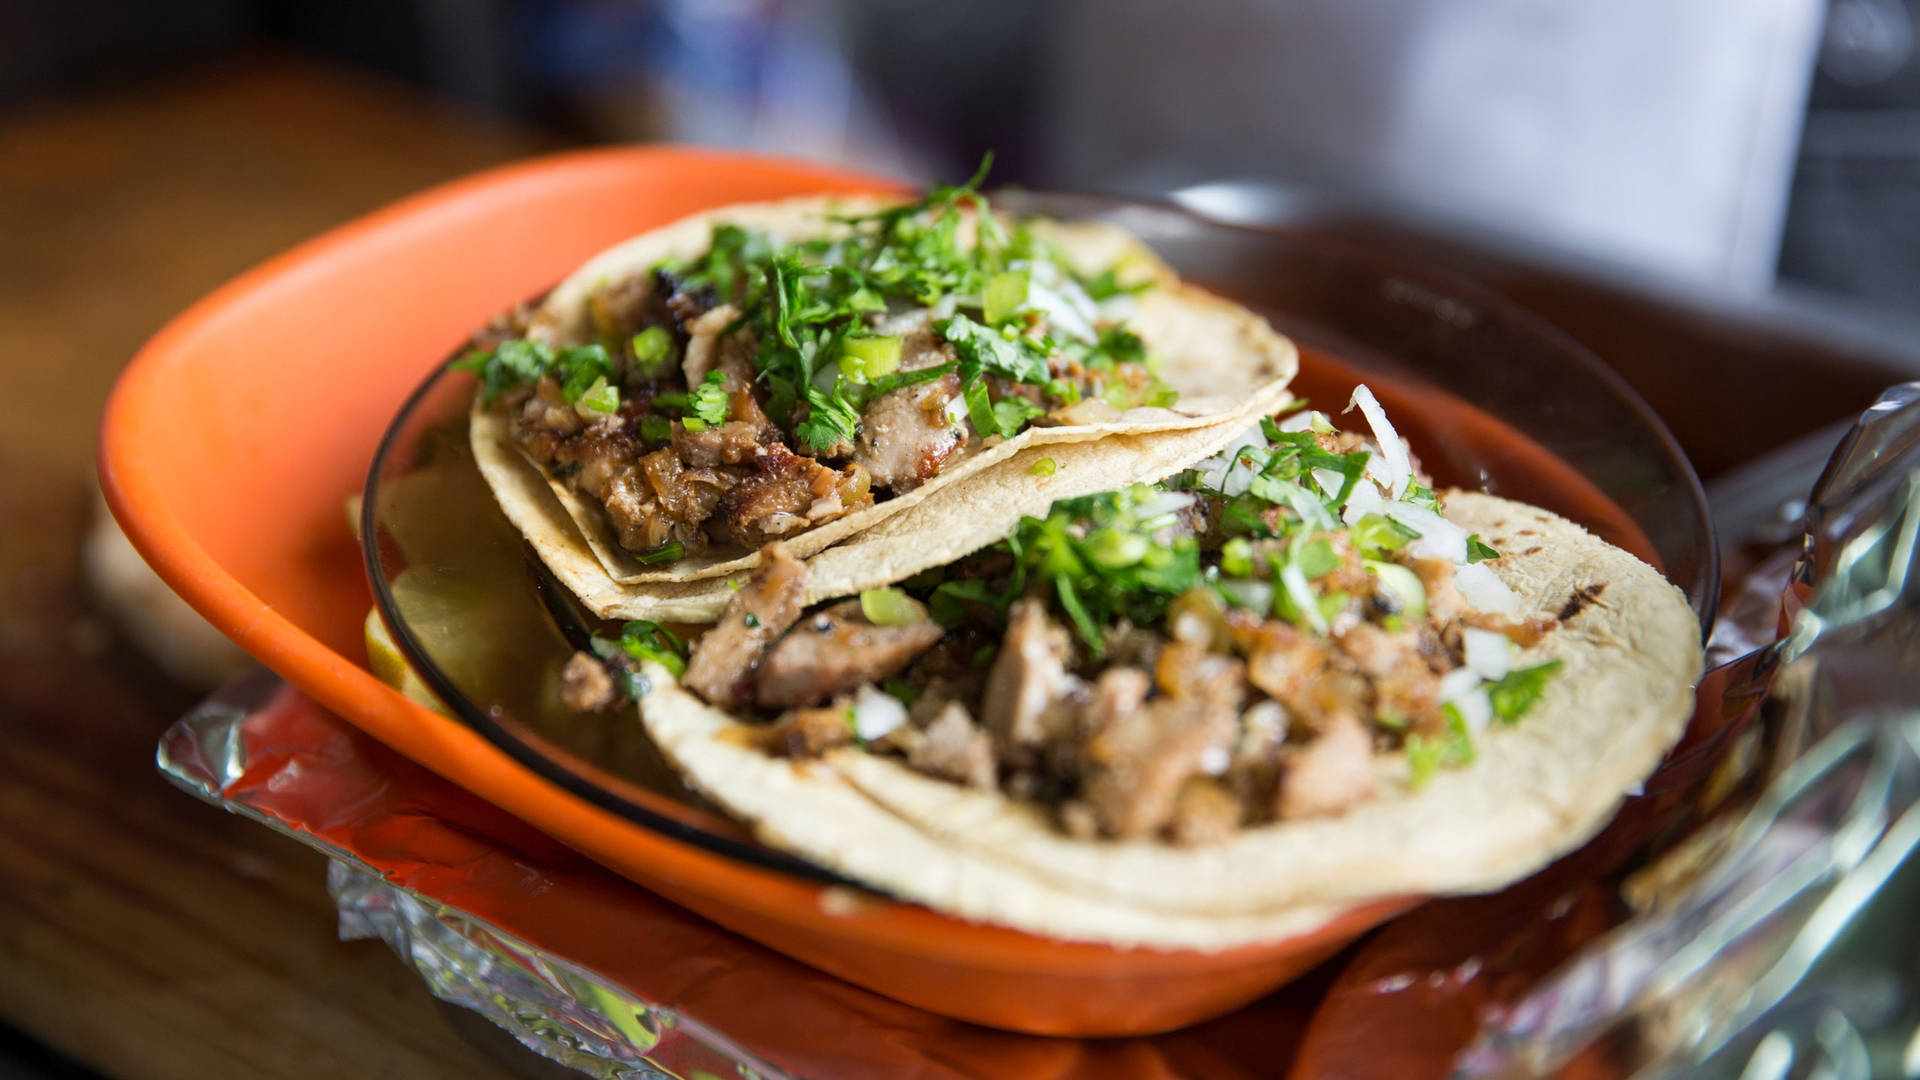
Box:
99 147 1415 1036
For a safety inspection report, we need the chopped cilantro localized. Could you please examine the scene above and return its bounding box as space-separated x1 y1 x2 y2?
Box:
1486 660 1562 724
1466 535 1501 563
938 312 1052 385
617 619 686 679
639 414 671 443
1407 707 1476 788
452 338 553 406
688 370 731 427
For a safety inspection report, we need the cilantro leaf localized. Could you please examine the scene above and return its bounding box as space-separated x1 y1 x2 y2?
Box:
617 619 687 679
937 313 1052 385
1486 660 1562 724
689 370 731 427
796 382 860 452
1466 535 1501 563
451 337 553 406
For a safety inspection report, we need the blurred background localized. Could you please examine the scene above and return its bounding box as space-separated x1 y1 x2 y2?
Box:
5 0 1920 308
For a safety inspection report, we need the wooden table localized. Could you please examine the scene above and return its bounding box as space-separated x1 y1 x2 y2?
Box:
0 55 564 1079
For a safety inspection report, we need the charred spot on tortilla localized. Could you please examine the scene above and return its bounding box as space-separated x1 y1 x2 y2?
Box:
464 167 1300 596
1557 582 1608 621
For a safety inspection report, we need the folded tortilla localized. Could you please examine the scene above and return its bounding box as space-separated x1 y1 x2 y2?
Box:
470 194 1299 599
632 491 1700 945
473 406 1281 623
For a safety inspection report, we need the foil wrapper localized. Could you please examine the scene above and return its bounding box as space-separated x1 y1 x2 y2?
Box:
156 671 1324 1078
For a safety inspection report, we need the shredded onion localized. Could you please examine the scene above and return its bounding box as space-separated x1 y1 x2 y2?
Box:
851 684 908 741
1383 499 1468 563
930 294 959 320
1278 410 1321 433
1462 628 1513 680
1341 478 1385 525
1193 423 1267 493
1454 562 1520 616
1026 277 1098 343
1345 385 1413 499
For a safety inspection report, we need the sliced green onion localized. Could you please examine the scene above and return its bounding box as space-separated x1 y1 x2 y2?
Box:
1085 527 1149 569
574 375 620 417
1220 537 1254 578
983 269 1030 325
841 335 903 379
1365 560 1427 620
631 326 672 375
858 587 923 626
1030 456 1057 477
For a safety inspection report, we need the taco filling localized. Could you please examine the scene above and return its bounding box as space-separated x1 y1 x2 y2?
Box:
457 166 1171 566
583 388 1568 845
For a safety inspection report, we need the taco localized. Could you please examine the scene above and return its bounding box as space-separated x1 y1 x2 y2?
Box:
569 390 1701 947
461 169 1297 605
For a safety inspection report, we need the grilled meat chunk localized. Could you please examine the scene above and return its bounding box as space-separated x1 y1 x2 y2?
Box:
719 445 872 546
769 700 858 758
853 312 968 490
980 600 1076 747
906 702 997 788
754 598 944 708
559 651 618 712
683 542 808 707
1276 713 1376 820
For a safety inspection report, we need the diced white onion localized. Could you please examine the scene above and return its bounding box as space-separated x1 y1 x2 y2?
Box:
1438 667 1482 704
1280 564 1328 634
1454 561 1520 616
1199 745 1231 776
930 294 959 320
1133 490 1196 521
943 393 970 427
1278 410 1322 433
1462 628 1513 681
1341 478 1385 525
1383 500 1468 563
851 684 908 741
1345 385 1413 499
1454 687 1494 737
1218 578 1274 613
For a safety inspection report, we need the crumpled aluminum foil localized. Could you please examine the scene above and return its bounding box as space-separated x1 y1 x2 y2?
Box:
328 861 783 1080
1457 382 1920 1079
